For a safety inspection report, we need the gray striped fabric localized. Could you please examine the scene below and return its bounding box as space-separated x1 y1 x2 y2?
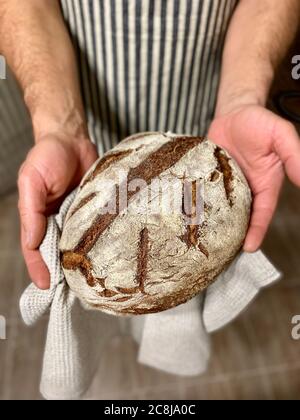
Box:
61 0 237 154
0 0 237 194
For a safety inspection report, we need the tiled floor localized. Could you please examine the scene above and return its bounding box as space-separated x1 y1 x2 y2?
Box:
0 179 300 400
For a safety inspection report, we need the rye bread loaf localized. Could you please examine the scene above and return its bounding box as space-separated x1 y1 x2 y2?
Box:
60 132 252 316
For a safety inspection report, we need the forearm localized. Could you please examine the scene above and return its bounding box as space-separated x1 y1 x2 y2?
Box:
216 0 300 116
0 0 86 140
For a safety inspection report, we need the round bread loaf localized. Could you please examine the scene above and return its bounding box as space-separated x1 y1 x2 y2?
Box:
60 132 252 316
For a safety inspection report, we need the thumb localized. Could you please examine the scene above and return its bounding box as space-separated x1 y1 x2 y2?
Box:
18 162 47 249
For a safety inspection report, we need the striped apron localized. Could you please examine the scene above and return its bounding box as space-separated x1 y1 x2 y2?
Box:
0 0 237 193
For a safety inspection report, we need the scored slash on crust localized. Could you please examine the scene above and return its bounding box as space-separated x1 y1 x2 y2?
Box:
80 149 133 189
69 192 97 218
180 179 209 258
135 227 149 294
214 147 234 206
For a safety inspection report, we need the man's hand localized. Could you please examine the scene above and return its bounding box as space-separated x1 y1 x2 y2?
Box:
18 135 98 289
208 105 300 252
0 1 96 289
209 0 300 252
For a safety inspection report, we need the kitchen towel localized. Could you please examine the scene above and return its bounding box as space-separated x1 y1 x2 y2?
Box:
20 190 281 400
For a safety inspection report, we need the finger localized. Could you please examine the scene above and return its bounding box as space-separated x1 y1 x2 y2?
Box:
243 181 283 253
18 163 47 250
21 226 50 289
274 121 300 187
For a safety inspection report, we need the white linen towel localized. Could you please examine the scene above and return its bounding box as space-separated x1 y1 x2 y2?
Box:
20 191 281 400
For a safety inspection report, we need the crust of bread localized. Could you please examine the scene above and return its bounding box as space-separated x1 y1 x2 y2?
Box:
60 132 252 316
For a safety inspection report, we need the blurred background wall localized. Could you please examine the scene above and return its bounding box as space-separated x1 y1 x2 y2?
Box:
0 68 33 196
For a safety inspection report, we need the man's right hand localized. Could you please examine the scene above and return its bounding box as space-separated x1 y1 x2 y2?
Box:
18 134 98 290
0 0 97 289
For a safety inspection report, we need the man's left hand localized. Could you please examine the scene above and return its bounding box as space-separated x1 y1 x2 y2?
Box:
208 104 300 252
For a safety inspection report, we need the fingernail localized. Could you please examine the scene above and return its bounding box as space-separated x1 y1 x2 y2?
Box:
243 241 256 253
243 245 252 253
37 281 50 291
